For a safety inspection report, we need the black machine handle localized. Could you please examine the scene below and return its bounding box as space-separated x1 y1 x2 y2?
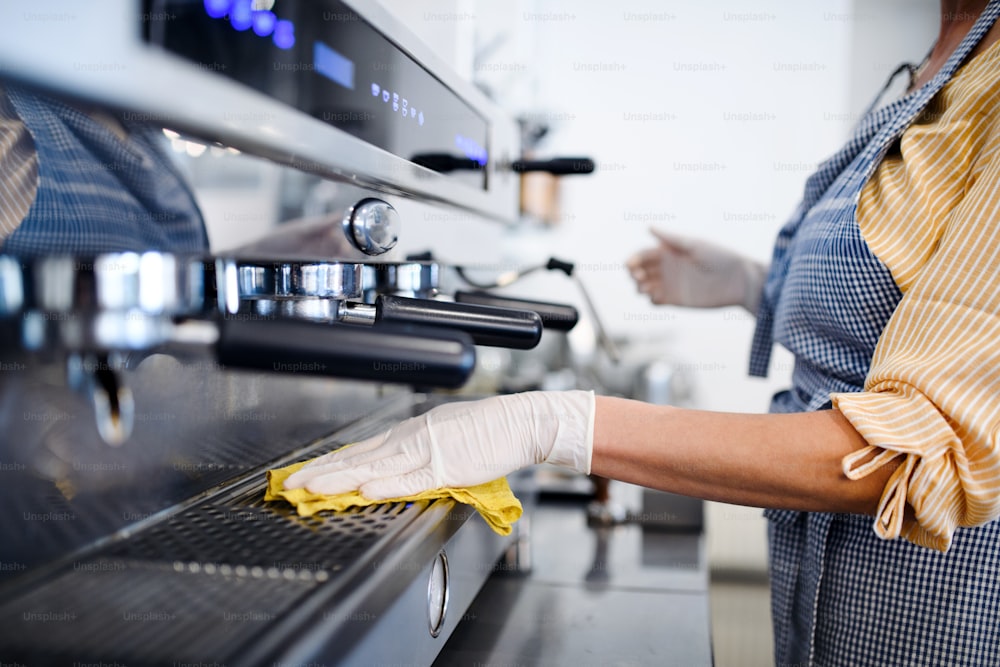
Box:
410 153 482 173
216 318 476 389
511 157 595 175
374 295 542 350
453 291 579 332
409 155 596 176
543 257 576 276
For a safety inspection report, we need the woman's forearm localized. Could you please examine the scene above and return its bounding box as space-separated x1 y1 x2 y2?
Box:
590 395 898 516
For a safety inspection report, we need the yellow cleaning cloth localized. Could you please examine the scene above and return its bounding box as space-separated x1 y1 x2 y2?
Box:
265 458 523 536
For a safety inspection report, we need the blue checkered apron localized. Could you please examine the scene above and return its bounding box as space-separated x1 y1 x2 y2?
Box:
749 4 1000 665
1 86 207 256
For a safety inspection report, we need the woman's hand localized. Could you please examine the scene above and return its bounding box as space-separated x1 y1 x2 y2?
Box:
626 228 767 312
284 390 595 499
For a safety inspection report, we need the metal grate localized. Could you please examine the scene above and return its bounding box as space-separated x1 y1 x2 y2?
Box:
0 560 318 665
0 497 426 664
104 500 415 575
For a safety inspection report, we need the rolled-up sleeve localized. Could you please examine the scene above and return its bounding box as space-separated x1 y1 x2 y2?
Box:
832 123 1000 552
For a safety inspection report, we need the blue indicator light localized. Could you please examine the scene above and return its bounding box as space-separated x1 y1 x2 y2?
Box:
273 19 295 49
251 10 277 37
314 41 354 90
229 0 252 31
203 0 295 49
204 0 230 19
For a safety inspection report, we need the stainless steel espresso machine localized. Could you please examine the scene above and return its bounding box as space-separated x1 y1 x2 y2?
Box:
0 2 589 664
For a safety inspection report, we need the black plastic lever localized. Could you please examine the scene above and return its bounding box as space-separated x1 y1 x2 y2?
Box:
453 291 579 332
511 157 595 175
216 318 476 388
410 153 482 173
374 295 542 349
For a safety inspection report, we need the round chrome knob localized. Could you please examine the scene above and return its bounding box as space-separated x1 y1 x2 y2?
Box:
427 549 450 637
346 198 399 256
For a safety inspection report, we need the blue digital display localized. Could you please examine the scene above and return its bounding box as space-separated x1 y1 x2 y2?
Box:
314 41 354 91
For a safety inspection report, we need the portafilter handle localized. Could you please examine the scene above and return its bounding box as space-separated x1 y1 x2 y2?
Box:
510 157 595 175
452 291 579 332
371 294 543 350
214 318 476 389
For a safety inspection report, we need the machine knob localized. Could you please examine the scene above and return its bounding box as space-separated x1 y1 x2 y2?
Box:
346 198 399 256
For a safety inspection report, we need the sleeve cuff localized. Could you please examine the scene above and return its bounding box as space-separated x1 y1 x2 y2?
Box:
832 388 972 552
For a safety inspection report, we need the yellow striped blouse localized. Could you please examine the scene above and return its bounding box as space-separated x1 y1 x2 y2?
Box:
832 39 1000 551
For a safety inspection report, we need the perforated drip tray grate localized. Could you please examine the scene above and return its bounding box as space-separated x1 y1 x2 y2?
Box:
104 499 420 576
0 560 318 665
0 474 430 664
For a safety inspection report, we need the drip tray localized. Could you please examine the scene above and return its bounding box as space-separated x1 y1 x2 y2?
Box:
105 499 419 575
0 561 317 666
0 490 430 665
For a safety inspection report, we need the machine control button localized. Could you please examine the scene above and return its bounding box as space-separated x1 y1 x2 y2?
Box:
347 198 399 256
427 549 450 637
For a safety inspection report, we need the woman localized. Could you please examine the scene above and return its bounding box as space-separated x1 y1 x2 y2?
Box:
293 2 1000 664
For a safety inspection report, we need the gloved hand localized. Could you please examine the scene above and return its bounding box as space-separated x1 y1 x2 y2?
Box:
626 228 767 312
284 390 595 500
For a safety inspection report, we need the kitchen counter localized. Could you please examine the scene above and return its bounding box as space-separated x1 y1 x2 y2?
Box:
434 481 713 666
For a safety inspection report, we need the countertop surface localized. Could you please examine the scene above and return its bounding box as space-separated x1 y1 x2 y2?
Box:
434 479 713 666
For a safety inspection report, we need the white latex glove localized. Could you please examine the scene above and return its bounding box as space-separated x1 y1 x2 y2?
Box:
284 390 595 500
626 228 767 312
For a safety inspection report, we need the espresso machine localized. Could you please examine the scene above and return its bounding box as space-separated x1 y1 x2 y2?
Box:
0 1 590 664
